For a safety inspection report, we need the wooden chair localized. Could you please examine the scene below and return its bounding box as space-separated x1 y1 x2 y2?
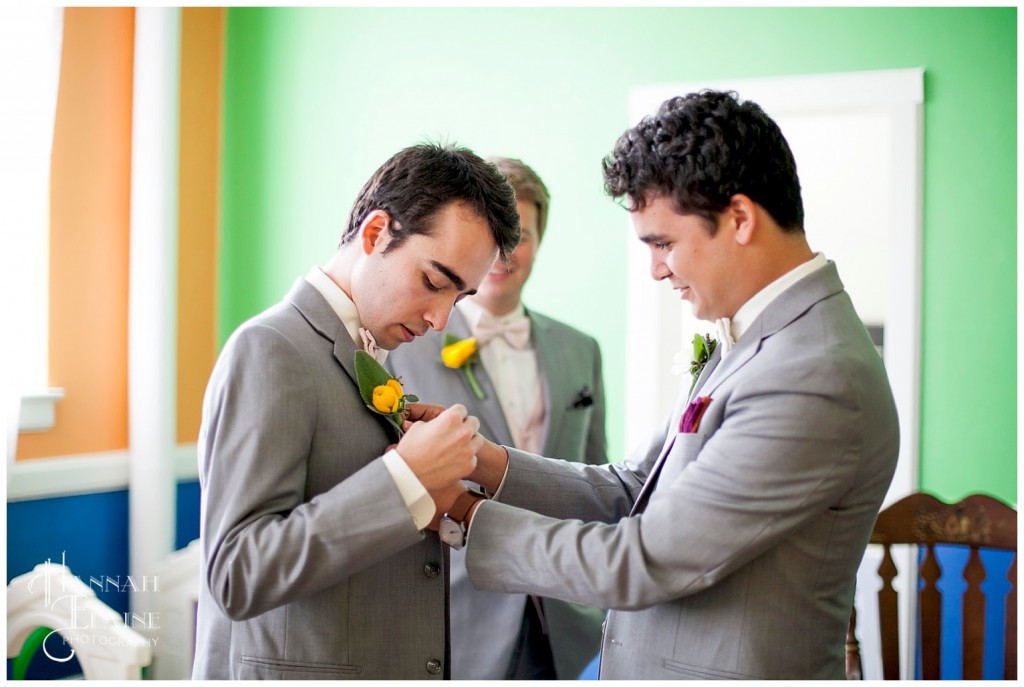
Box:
846 493 1016 679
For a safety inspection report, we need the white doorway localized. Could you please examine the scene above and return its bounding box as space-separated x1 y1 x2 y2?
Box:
625 68 924 679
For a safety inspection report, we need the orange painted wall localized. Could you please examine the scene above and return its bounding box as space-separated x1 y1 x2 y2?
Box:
17 8 135 460
177 7 224 444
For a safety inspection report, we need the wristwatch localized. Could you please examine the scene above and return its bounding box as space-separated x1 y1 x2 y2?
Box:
439 489 487 550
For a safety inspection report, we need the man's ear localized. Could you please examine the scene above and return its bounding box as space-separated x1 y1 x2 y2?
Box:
358 210 391 255
729 194 757 246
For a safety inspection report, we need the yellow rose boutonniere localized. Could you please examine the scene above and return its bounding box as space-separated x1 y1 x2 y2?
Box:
441 334 485 400
372 378 405 414
355 350 418 428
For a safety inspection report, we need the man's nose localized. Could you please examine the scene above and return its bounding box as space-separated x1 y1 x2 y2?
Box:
425 297 455 331
650 255 671 281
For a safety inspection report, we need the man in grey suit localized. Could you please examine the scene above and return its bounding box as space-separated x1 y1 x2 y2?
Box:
388 157 607 680
427 91 900 679
192 143 521 679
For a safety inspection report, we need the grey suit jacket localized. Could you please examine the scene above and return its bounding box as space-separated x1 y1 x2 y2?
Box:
192 279 449 680
465 262 900 679
387 307 607 679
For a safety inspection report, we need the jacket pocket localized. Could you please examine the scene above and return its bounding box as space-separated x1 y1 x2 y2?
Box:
663 658 755 679
659 432 705 483
238 655 360 679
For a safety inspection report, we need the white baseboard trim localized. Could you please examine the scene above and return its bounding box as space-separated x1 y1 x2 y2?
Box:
7 444 199 502
174 443 199 482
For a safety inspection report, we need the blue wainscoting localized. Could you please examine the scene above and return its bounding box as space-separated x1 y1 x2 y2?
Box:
7 490 132 614
6 480 202 680
10 486 1011 680
175 479 201 548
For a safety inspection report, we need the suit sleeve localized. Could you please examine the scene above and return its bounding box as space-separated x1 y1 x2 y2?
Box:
467 354 869 611
198 324 422 620
492 392 671 523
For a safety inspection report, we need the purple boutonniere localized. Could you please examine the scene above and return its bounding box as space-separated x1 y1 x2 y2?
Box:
679 396 711 434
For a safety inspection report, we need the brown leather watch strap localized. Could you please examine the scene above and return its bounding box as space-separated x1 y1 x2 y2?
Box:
446 489 486 524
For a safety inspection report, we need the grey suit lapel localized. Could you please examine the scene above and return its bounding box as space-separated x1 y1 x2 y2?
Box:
632 263 845 515
527 311 559 455
629 436 673 515
694 335 756 402
688 345 722 401
700 261 845 400
639 339 724 492
629 345 716 515
284 278 402 440
444 309 515 447
628 389 693 515
627 344 720 512
284 279 357 377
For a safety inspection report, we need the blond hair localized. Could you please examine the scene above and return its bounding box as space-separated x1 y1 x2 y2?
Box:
486 157 550 241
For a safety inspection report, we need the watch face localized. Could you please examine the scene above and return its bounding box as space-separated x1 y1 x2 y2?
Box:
439 516 465 549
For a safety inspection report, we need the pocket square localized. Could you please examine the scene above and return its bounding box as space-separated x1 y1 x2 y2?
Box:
570 386 593 409
679 396 711 433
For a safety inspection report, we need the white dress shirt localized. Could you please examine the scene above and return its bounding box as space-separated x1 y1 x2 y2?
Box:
457 299 547 455
305 267 434 530
723 252 828 352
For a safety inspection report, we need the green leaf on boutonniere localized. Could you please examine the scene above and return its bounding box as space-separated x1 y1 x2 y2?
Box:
688 333 718 395
354 350 419 427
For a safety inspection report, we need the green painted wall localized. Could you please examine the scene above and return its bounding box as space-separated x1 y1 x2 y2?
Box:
219 7 1016 505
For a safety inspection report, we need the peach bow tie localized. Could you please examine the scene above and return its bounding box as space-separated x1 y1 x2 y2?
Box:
475 316 531 350
358 327 387 364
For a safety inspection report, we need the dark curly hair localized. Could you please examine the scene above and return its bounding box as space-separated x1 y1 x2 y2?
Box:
602 90 804 234
340 142 521 259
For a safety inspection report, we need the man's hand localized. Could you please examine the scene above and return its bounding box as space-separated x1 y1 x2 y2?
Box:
397 403 483 493
425 483 469 531
468 437 510 495
402 402 446 430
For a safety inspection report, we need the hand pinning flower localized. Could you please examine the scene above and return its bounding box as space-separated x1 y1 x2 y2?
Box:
441 334 485 400
355 350 418 428
688 333 718 395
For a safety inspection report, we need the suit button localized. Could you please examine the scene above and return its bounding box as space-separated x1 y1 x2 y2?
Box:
425 659 442 674
423 563 440 578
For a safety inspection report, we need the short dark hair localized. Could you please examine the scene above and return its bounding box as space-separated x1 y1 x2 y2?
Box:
341 142 521 260
602 90 804 233
486 157 551 241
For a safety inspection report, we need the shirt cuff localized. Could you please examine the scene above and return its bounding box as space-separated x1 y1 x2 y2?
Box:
382 448 435 530
489 448 512 500
464 498 484 541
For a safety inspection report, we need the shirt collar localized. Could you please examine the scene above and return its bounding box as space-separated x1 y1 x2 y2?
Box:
730 252 828 343
304 266 387 363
